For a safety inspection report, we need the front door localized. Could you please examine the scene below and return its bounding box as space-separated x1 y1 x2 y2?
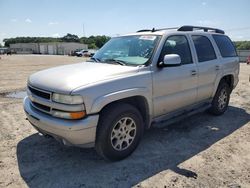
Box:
152 35 198 117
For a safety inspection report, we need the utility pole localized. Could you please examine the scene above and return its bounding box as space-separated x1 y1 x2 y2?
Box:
82 23 85 37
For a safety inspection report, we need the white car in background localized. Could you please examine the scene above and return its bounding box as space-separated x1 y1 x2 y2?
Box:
76 50 89 57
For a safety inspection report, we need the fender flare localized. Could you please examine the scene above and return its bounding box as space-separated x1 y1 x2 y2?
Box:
212 73 234 97
90 87 152 115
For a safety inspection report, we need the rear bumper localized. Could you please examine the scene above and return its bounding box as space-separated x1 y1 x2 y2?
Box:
23 97 99 147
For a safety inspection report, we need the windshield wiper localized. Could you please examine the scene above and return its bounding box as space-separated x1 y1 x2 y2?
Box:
103 59 127 66
90 57 101 62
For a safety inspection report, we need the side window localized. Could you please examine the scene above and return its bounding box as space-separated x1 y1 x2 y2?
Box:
213 35 237 57
192 35 216 62
159 35 193 65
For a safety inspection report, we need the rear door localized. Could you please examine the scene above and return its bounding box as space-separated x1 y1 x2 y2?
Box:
190 35 220 102
212 35 239 87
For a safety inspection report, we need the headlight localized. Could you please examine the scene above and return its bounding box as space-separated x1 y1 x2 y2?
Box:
52 93 84 104
52 110 86 119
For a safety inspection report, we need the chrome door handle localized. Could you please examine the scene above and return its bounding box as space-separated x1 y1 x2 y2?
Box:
191 70 197 76
215 65 220 70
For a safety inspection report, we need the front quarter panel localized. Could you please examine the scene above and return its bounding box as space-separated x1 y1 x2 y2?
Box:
90 87 151 113
71 68 153 116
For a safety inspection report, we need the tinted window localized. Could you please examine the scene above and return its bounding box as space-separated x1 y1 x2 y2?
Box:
192 35 216 62
213 35 237 57
159 35 193 64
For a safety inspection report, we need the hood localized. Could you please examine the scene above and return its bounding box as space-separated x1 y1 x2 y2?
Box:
28 62 139 94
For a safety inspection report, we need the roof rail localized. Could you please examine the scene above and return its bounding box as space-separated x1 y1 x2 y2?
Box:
137 29 154 33
137 27 178 33
178 25 225 34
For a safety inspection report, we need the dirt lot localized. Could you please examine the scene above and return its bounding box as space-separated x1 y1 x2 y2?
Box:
0 55 249 188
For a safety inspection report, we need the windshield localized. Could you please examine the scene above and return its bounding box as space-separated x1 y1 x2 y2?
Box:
92 35 160 66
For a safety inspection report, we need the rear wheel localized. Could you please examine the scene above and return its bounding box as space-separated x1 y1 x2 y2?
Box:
95 103 143 161
209 81 230 115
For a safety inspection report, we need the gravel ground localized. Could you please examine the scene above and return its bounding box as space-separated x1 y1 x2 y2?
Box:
0 55 249 188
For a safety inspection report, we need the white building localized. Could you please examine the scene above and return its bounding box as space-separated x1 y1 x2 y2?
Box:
10 42 88 55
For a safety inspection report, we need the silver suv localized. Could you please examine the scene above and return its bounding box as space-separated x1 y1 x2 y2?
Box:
23 26 239 160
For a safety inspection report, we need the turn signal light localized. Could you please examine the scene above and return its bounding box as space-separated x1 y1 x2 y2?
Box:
70 111 86 119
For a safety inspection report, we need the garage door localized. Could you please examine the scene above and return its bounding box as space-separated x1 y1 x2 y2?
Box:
39 45 46 54
48 45 54 55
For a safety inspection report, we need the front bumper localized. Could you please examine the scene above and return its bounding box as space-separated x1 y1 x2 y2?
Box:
23 97 99 147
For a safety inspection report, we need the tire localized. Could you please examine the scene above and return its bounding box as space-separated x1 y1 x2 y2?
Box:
209 81 230 115
95 103 144 161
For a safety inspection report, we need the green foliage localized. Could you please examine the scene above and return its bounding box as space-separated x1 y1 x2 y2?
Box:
88 43 97 49
61 33 80 42
94 35 111 48
234 41 250 50
79 35 110 49
3 37 62 47
3 33 111 49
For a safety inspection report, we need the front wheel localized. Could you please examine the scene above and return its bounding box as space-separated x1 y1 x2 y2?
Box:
95 103 144 161
209 81 230 115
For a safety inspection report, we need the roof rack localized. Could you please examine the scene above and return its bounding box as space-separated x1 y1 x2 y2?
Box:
137 29 154 32
137 27 178 33
177 25 225 34
136 26 225 34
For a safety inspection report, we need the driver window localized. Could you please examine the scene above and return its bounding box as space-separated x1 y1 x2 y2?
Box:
159 35 193 65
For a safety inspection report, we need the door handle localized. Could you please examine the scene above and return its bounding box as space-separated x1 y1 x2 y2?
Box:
191 70 197 76
215 65 220 70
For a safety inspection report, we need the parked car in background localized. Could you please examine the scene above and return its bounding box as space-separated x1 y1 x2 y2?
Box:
76 50 89 57
69 49 83 56
247 56 250 65
0 47 9 54
6 49 16 55
69 49 95 57
88 49 97 57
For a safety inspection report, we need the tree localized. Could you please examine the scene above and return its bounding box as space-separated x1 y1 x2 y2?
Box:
3 37 62 47
234 41 250 50
95 35 111 48
61 33 80 42
79 35 110 49
3 34 111 48
79 37 88 44
88 43 97 49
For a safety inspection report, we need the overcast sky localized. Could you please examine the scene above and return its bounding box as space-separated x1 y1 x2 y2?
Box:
1 0 250 45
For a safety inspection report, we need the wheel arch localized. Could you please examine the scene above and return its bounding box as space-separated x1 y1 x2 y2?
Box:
96 95 151 129
213 74 234 96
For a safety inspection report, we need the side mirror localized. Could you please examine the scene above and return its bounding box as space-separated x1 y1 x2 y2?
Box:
158 54 181 67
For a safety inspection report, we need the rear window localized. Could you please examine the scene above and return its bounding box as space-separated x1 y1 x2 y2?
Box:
192 35 216 62
213 35 237 57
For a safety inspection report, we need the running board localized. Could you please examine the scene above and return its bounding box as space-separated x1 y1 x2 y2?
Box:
152 103 211 128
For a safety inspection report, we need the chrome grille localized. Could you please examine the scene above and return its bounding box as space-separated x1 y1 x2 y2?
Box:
28 86 51 100
32 102 50 112
27 84 84 116
28 85 52 114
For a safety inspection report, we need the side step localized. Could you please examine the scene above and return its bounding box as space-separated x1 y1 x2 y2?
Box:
152 103 211 128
